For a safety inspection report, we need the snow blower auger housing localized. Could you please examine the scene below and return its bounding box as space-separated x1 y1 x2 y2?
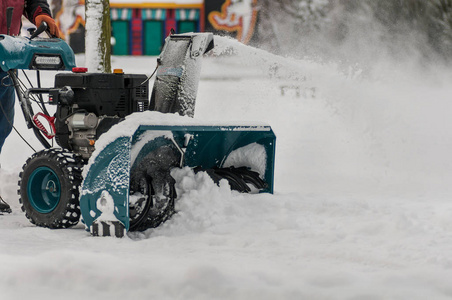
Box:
2 23 276 237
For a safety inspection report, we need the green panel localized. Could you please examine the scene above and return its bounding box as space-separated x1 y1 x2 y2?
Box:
112 21 129 55
144 21 163 56
178 21 197 34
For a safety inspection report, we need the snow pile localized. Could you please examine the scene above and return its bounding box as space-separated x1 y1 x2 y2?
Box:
223 143 267 177
166 167 244 235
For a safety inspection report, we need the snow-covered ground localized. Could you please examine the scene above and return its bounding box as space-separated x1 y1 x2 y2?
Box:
2 36 452 299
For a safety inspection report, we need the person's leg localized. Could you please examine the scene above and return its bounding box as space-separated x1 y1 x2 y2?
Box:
0 71 15 213
0 71 15 153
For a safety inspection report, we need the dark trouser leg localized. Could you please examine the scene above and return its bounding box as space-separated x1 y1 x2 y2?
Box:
0 71 15 153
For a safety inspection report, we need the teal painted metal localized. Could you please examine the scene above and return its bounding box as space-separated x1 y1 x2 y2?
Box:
27 166 61 214
80 124 276 233
0 35 76 72
80 137 132 232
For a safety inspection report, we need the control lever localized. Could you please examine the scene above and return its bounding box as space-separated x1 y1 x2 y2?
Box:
29 22 48 40
6 7 14 35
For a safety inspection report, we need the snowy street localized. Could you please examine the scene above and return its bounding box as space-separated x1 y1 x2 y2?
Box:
1 36 452 299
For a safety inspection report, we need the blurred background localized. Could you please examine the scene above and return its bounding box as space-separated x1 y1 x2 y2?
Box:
45 0 452 65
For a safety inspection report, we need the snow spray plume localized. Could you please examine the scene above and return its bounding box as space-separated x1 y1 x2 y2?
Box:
256 0 452 71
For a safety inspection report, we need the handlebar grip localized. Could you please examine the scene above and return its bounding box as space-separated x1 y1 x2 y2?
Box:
6 7 14 35
29 21 48 40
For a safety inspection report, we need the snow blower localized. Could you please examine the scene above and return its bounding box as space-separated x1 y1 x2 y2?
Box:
0 20 276 237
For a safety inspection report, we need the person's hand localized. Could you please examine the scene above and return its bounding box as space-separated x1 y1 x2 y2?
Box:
35 14 61 38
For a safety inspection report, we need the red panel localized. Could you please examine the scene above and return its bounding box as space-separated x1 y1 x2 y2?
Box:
165 9 176 36
131 10 143 55
200 4 205 31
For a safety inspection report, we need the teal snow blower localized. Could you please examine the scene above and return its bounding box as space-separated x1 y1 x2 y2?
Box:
1 19 275 237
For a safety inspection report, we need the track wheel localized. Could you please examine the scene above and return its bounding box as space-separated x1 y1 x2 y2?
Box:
129 145 179 231
129 175 176 232
18 149 84 229
129 176 153 231
197 166 268 193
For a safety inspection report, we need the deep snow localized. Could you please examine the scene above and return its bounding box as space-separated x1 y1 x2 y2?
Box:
1 36 452 299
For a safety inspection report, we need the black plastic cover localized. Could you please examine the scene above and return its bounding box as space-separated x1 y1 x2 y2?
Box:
54 73 149 117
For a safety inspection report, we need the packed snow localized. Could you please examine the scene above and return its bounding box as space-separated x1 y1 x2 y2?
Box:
2 35 452 299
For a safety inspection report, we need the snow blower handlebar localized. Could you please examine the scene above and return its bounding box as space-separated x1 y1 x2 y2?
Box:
0 28 76 149
9 77 53 148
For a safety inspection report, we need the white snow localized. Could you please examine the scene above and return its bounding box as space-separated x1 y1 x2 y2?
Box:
2 35 452 299
223 143 267 177
94 190 119 221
